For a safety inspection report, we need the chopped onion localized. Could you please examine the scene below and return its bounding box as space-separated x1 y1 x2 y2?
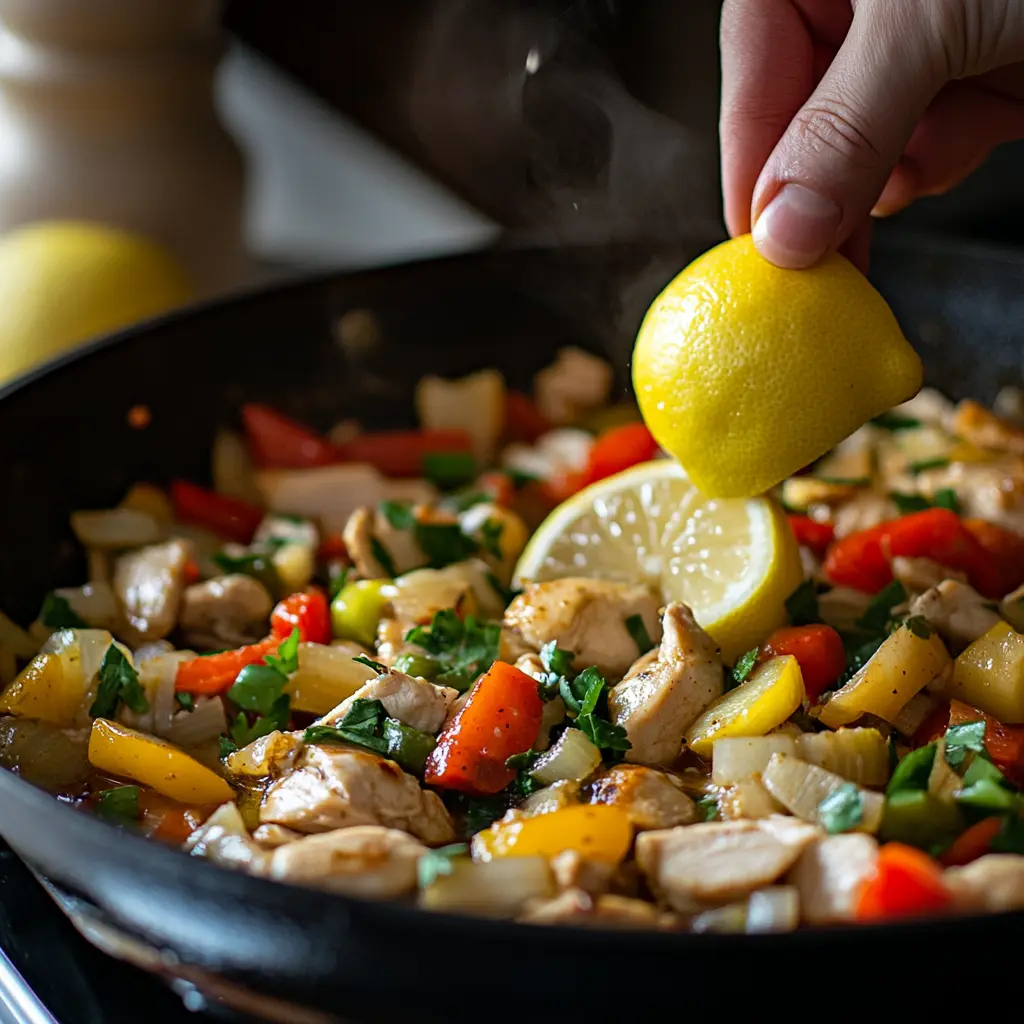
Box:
892 692 938 738
0 609 37 659
415 369 505 465
212 429 263 505
71 508 161 549
138 650 195 736
711 735 797 786
134 640 174 664
225 730 302 778
746 886 800 933
40 628 116 689
761 753 884 833
520 780 581 817
54 581 120 631
530 727 601 785
388 559 505 625
186 801 268 869
719 778 783 820
419 857 554 917
690 902 748 934
795 728 890 787
165 696 228 750
293 643 377 718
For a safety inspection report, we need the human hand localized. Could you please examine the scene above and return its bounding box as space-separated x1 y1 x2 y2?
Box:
720 0 1024 270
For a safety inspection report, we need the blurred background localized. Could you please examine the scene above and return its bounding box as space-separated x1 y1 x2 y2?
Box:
2 0 1024 384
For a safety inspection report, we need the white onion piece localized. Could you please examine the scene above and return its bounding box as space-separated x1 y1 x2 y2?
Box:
711 736 797 786
0 609 37 659
530 727 601 785
212 429 262 505
138 650 195 737
54 581 120 631
40 628 116 687
419 857 554 917
71 508 160 549
690 902 748 934
186 801 268 871
134 640 174 664
415 369 505 465
795 728 890 787
225 730 302 777
165 696 228 749
746 886 800 934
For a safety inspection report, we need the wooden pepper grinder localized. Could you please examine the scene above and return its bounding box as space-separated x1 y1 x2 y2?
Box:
0 0 246 297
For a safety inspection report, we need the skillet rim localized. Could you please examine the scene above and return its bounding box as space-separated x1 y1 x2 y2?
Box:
0 229 1022 962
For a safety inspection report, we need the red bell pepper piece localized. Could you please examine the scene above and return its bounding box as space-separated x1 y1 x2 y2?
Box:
175 636 279 696
317 532 349 564
760 624 846 701
939 817 1003 868
962 518 1024 596
948 699 1024 775
581 423 660 487
335 430 473 478
424 661 544 795
824 508 1001 597
854 843 952 920
242 404 339 470
171 480 264 545
787 515 835 558
503 391 551 443
270 589 331 645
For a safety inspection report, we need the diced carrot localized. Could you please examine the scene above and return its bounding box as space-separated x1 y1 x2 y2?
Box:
760 624 846 701
424 661 544 795
503 391 551 444
174 637 279 696
940 817 1003 867
787 515 835 558
855 843 952 920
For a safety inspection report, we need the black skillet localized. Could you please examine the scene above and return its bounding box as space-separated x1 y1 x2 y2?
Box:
0 233 1021 1022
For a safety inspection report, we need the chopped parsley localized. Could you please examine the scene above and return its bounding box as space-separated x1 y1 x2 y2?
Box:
39 592 88 629
212 549 282 597
353 654 388 675
856 580 907 634
944 720 987 768
175 693 195 713
445 490 492 514
422 451 477 490
728 647 760 691
405 609 501 691
902 615 933 639
95 785 140 826
625 614 656 656
565 666 630 755
370 537 398 577
933 487 961 513
415 522 479 569
378 501 417 530
303 698 437 775
697 794 719 821
505 750 542 797
909 457 950 475
265 627 300 676
89 645 149 719
417 843 469 888
817 783 863 834
328 564 350 601
889 492 932 515
451 793 512 837
835 633 885 688
785 580 820 627
479 519 505 561
536 640 575 701
871 412 921 431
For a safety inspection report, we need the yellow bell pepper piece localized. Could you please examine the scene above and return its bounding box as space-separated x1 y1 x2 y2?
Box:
286 642 377 715
475 804 632 864
0 652 84 726
88 719 234 805
818 624 950 729
685 655 805 757
952 621 1024 723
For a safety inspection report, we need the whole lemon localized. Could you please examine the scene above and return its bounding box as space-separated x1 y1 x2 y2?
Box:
632 234 922 498
0 221 194 385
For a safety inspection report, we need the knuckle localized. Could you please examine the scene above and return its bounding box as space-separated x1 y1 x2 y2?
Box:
791 102 883 170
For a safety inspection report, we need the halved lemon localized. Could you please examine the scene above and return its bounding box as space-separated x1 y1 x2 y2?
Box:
512 460 803 663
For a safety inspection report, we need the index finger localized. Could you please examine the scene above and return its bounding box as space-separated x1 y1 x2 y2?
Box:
719 0 851 236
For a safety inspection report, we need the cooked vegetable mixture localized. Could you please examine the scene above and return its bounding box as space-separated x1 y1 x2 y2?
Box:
4 357 1024 933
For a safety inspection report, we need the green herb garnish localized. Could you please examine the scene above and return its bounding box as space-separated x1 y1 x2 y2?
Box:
871 412 921 431
886 742 936 796
856 580 907 634
175 693 195 713
39 592 88 629
903 615 933 639
785 580 820 626
817 783 863 834
625 614 656 656
353 654 388 675
944 720 987 768
480 519 505 561
265 627 300 676
328 564 350 601
405 610 501 692
909 457 950 475
89 644 149 719
370 537 398 577
933 487 961 513
564 666 631 755
95 785 140 826
417 843 469 888
378 500 417 530
728 648 759 691
422 451 477 490
889 492 932 515
506 750 542 797
697 794 719 821
536 640 575 702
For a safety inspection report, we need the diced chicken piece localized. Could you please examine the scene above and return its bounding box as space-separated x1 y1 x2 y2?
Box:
918 460 1024 534
787 833 879 923
831 493 897 539
587 764 697 830
252 824 302 848
112 538 193 644
635 816 821 911
909 579 1003 651
502 578 662 678
178 574 273 650
519 889 680 929
260 745 456 844
318 669 457 734
533 347 613 426
608 603 723 767
343 506 425 580
951 400 1024 456
892 557 966 595
267 825 426 897
719 777 784 820
550 851 614 896
185 802 269 873
944 854 1024 912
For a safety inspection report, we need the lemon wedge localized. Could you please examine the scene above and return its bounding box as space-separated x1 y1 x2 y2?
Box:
513 460 803 663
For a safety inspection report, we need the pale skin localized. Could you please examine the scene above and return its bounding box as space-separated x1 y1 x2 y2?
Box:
720 0 1024 271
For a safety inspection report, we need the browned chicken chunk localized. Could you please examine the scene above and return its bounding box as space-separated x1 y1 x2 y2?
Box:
587 764 697 830
178 574 273 650
318 669 457 734
113 538 193 644
786 834 879 924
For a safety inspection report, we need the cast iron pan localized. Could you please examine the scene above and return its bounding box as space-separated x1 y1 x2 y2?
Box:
0 234 1021 1020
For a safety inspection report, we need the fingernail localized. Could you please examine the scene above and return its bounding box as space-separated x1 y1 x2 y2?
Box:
752 184 841 269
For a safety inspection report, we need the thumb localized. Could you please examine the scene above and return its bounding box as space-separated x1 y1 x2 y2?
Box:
751 1 945 269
